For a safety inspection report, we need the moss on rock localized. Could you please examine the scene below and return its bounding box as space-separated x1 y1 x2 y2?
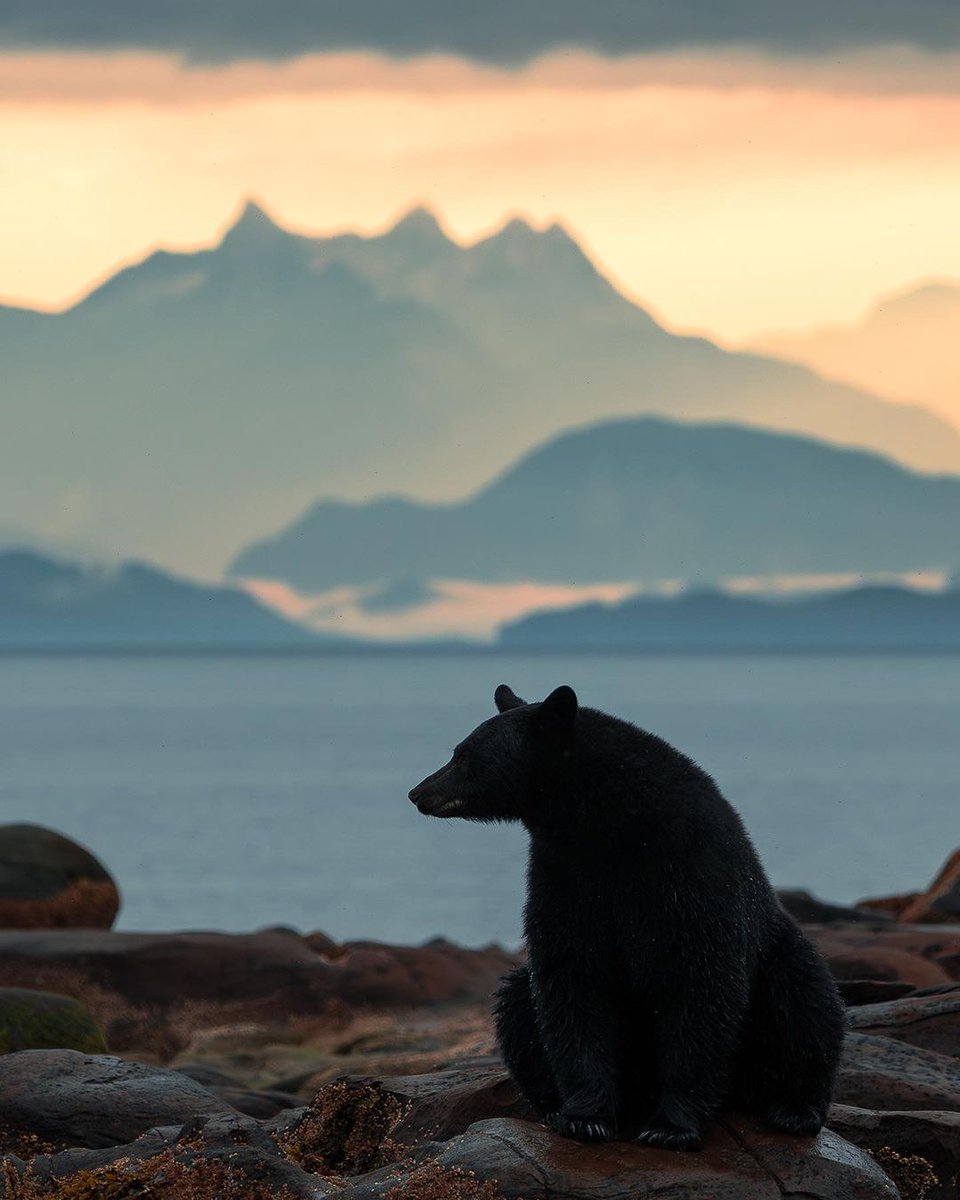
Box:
0 991 107 1056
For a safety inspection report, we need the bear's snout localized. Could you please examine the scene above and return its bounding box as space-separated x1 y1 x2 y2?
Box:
408 767 464 818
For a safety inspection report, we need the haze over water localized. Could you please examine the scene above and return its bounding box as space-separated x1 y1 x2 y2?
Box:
0 651 954 946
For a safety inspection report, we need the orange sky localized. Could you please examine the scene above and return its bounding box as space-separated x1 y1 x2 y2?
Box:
3 48 960 340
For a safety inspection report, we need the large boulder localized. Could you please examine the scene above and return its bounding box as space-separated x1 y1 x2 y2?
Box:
0 823 119 929
0 988 106 1055
0 1049 234 1147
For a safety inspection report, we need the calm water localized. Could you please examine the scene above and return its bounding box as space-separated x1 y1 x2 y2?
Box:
0 652 957 946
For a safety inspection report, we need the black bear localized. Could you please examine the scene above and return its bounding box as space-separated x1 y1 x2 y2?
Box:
408 684 845 1150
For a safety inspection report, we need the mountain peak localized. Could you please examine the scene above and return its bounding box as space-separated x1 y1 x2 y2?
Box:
388 206 448 241
219 199 291 252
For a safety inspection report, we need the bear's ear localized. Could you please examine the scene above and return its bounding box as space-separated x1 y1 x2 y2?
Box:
494 684 526 713
534 685 578 737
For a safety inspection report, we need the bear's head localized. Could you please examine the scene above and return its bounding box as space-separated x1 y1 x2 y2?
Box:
408 683 578 823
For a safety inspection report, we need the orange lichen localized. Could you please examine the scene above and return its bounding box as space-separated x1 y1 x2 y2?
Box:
0 880 119 930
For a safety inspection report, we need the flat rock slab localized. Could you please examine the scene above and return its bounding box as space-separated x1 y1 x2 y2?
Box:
838 1032 960 1111
847 990 960 1058
422 1116 899 1200
0 1049 234 1148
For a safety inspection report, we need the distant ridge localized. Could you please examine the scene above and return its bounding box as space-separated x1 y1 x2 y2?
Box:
231 416 960 592
754 278 960 427
2 203 957 574
499 584 960 651
0 550 326 650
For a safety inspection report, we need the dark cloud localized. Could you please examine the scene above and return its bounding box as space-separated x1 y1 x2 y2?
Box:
3 1 960 63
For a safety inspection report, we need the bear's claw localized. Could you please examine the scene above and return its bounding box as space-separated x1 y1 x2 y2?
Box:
765 1105 824 1137
635 1123 704 1152
546 1112 616 1143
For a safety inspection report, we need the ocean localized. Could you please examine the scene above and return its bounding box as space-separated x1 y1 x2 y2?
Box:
0 651 956 946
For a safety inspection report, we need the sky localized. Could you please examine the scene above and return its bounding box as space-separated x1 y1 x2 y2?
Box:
3 7 960 340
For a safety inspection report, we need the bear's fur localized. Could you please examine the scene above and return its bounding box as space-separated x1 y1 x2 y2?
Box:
408 684 845 1150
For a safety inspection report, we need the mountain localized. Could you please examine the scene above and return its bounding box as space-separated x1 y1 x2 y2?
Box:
3 202 958 575
499 584 960 651
0 550 324 649
230 416 960 591
754 280 960 426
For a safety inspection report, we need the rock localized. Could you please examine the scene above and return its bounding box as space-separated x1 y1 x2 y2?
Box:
374 1063 530 1144
400 1116 897 1200
900 849 960 924
847 990 960 1058
0 988 107 1055
830 1104 960 1200
174 1062 301 1118
18 1112 330 1199
0 823 119 929
777 889 891 925
0 1049 234 1147
0 929 519 1015
336 938 521 1008
838 979 917 1006
838 1032 960 1111
810 923 960 989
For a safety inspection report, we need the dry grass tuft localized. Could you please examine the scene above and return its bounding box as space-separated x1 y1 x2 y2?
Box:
276 1079 407 1176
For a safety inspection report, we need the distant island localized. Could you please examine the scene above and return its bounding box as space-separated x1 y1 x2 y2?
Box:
500 584 960 651
0 551 329 650
232 416 960 592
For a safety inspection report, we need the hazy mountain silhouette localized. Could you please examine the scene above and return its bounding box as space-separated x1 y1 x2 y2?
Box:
755 280 960 427
3 202 958 574
0 550 323 649
231 417 960 591
500 584 960 651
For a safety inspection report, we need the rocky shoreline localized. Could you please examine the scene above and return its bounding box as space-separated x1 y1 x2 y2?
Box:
2 824 960 1198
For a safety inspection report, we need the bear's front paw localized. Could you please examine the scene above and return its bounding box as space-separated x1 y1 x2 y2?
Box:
546 1111 616 1143
635 1122 704 1152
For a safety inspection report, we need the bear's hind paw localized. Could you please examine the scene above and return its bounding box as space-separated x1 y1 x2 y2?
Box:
546 1112 616 1143
764 1105 824 1138
635 1123 704 1152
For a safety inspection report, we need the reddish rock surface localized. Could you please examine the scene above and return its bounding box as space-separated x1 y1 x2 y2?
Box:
860 849 960 926
0 824 119 930
810 922 960 989
900 850 960 924
421 1115 897 1200
0 928 518 1017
